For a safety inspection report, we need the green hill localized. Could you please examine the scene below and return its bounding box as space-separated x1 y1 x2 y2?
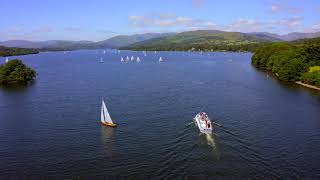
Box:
95 33 174 48
121 30 282 52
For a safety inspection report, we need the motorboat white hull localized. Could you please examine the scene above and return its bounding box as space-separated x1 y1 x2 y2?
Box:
194 113 212 133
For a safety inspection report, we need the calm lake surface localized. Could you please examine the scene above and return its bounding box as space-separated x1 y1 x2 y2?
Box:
1 50 320 179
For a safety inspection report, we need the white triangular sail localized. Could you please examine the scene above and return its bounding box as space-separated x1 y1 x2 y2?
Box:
101 99 113 124
137 56 141 62
121 57 124 62
5 58 9 63
131 56 134 61
159 57 163 62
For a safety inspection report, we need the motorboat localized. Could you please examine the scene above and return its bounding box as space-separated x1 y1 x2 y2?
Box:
194 112 212 133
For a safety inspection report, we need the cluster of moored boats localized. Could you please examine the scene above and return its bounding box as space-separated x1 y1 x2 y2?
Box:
100 99 213 134
99 50 164 64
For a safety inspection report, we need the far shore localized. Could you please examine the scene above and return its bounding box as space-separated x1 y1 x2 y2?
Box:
296 81 320 91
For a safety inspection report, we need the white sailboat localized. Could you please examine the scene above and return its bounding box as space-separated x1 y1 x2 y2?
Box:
103 50 106 54
101 99 117 127
121 57 124 62
136 56 141 63
131 56 134 61
5 58 9 63
159 57 163 63
126 56 130 61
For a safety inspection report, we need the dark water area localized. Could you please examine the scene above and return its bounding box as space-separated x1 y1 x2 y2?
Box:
1 50 320 179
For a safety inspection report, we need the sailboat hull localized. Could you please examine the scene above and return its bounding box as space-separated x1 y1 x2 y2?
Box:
101 122 117 127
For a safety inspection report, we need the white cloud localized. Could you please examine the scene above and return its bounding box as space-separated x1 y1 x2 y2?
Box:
271 16 302 27
7 27 23 33
271 4 281 13
33 26 53 33
128 15 145 21
192 0 204 9
128 13 217 29
288 7 304 14
312 24 320 31
269 4 304 14
127 13 318 34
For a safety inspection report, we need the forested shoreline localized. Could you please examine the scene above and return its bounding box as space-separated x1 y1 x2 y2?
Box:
0 46 39 57
252 38 320 88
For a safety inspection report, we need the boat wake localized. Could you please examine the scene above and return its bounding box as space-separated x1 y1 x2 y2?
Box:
187 120 221 159
186 121 194 126
201 133 221 159
203 133 215 148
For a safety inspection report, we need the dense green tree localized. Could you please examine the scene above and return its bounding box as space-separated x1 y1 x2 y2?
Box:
0 59 36 85
252 37 320 87
0 46 39 57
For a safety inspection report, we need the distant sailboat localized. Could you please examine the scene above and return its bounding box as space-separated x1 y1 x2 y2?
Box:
100 99 117 127
131 56 134 61
121 57 124 62
103 50 106 54
136 56 141 63
5 58 9 63
159 57 163 63
126 56 130 61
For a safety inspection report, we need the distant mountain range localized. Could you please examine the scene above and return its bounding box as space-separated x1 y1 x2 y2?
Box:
0 33 174 50
249 32 320 41
0 31 319 51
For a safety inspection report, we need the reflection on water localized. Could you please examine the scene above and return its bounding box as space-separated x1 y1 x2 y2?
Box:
0 81 35 92
101 126 115 157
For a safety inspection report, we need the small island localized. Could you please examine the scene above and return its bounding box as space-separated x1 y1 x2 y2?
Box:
0 59 36 85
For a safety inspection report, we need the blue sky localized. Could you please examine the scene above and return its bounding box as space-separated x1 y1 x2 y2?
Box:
0 0 319 41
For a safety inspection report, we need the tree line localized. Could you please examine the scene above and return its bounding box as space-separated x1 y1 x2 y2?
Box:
0 46 39 57
252 38 320 87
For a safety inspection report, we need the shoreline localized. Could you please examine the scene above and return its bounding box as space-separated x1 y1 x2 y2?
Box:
295 81 320 91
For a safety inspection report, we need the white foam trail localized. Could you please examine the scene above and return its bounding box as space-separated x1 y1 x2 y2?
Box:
186 121 194 126
204 133 216 148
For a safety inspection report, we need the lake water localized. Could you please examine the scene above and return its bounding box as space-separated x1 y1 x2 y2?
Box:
1 50 320 179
